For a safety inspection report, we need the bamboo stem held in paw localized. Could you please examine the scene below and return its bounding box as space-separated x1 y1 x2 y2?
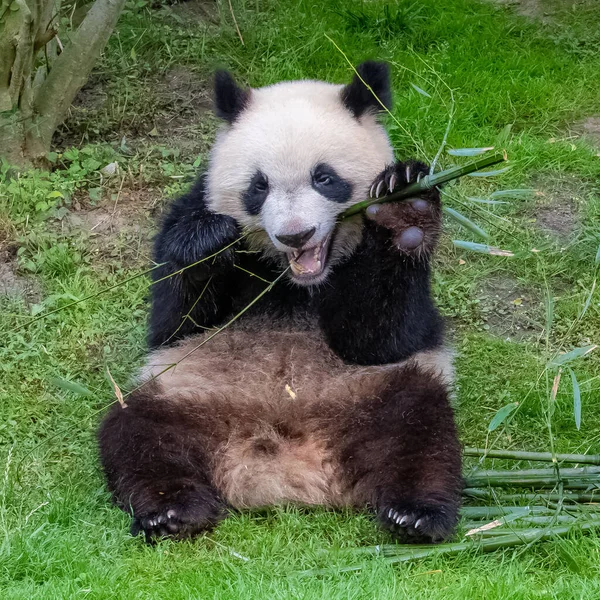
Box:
341 151 507 218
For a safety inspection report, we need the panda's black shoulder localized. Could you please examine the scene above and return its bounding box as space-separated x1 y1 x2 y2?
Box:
157 175 210 229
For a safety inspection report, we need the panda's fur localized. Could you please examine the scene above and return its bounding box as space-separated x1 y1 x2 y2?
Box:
98 62 462 543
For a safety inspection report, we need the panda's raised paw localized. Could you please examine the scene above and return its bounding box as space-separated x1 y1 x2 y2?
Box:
378 502 456 543
368 160 431 199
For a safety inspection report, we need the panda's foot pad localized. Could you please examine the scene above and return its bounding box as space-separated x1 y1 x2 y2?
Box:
366 160 441 255
378 502 456 543
131 491 226 542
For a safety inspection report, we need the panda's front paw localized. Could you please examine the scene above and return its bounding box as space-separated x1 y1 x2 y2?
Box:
130 486 227 543
378 501 458 543
368 160 431 199
366 160 441 256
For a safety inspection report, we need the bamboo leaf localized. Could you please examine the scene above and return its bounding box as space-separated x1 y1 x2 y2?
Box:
50 376 94 397
466 197 508 205
447 147 494 157
468 167 511 177
567 367 582 430
488 401 519 432
580 280 596 319
453 241 514 256
550 345 597 366
465 508 531 537
443 206 489 240
410 83 431 98
490 189 536 199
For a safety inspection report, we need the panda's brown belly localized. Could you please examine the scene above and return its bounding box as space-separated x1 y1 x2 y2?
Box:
138 322 452 508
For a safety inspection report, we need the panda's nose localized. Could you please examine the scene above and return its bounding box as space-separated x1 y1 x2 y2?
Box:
276 227 316 248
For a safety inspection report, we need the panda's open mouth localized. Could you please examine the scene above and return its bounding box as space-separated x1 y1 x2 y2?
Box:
287 233 333 282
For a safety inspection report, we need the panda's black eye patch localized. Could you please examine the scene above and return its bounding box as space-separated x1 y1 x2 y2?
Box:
243 171 269 215
312 163 353 204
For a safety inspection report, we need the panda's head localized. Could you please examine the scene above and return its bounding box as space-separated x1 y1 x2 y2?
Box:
206 62 395 286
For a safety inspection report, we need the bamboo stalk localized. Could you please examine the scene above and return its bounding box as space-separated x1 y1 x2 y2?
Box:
460 506 551 518
295 521 600 576
464 448 600 465
463 489 600 503
464 467 600 488
341 151 507 218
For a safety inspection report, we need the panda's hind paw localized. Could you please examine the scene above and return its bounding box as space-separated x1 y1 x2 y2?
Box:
130 487 227 543
378 501 458 543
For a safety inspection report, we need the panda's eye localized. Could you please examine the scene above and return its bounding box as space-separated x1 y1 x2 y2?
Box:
253 179 269 193
314 173 333 186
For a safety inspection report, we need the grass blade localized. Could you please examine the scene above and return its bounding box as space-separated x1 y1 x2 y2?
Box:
488 401 519 432
453 241 514 256
567 367 582 430
596 243 600 265
545 290 554 340
447 147 494 157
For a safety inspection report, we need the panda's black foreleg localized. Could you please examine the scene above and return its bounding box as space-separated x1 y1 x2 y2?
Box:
335 365 462 542
149 178 241 348
98 387 227 542
365 160 442 258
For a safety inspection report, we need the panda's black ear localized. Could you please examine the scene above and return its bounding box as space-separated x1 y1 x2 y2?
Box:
341 61 392 118
214 70 250 124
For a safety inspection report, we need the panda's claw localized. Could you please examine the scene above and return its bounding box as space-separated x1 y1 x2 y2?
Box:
369 183 377 198
405 165 411 183
375 180 385 199
388 173 397 193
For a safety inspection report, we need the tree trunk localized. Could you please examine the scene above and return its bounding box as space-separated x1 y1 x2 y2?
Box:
0 0 126 168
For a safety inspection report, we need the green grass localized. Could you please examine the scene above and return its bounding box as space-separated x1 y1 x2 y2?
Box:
2 0 600 597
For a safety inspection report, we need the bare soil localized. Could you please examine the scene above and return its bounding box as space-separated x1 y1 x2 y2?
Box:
489 0 596 23
477 275 541 342
0 243 41 303
532 174 581 241
60 187 164 266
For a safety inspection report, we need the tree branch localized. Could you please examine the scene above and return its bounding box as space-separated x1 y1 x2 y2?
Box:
26 0 126 156
0 0 33 111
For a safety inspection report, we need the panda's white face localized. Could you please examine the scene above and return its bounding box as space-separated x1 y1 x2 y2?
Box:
206 78 394 286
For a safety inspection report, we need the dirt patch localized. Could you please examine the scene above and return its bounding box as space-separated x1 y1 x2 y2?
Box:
531 174 581 241
60 187 164 265
490 0 551 22
576 116 600 148
57 65 216 158
477 276 541 342
165 0 219 25
0 245 41 303
489 0 595 23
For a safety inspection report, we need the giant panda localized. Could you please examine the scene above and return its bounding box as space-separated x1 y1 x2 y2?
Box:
98 62 462 543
